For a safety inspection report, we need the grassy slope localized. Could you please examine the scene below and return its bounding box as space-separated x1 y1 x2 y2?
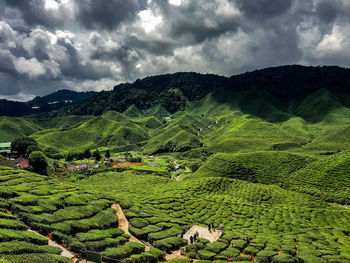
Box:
194 151 350 204
0 116 93 143
32 111 149 153
143 114 213 154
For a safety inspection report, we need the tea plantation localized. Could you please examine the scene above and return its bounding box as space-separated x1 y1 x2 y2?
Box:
0 167 167 263
80 170 350 262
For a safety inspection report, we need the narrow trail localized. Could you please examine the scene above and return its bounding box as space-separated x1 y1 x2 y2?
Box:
111 204 151 252
27 229 77 261
165 250 187 261
112 204 192 261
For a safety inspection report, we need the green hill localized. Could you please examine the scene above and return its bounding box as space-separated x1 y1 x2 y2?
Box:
143 114 213 154
123 104 142 117
32 111 149 153
0 117 42 142
195 150 350 204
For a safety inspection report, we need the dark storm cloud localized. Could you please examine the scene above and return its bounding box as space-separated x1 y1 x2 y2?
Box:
125 36 174 56
237 0 292 19
56 37 113 81
153 0 240 45
316 1 338 24
0 0 350 100
2 0 68 28
76 0 146 30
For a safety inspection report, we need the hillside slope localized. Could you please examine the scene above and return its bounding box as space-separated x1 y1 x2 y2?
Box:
32 111 149 153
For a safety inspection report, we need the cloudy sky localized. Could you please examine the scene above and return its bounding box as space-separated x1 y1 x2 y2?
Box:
0 0 349 101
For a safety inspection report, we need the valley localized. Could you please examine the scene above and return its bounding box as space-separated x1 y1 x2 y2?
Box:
0 66 350 263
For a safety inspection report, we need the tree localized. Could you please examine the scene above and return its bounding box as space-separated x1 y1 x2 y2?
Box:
105 150 111 159
11 137 38 157
28 151 48 175
93 150 101 161
83 148 91 159
25 144 41 158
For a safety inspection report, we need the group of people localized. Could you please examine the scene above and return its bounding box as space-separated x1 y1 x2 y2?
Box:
207 222 224 232
189 231 200 244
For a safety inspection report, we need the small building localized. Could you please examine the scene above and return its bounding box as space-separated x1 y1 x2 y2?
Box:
13 158 29 169
18 160 29 169
0 142 11 155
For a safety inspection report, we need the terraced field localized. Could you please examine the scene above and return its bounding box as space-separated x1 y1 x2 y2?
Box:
0 167 167 263
80 170 350 263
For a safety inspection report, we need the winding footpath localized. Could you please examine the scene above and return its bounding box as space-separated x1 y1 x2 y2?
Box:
111 204 190 261
111 204 151 252
27 229 79 262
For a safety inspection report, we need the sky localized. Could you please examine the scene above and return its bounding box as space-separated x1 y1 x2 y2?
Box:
0 0 350 101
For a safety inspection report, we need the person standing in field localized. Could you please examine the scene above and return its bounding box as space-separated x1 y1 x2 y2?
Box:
248 253 253 262
208 223 211 232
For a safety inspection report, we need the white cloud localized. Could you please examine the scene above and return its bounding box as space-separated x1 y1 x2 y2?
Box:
138 9 163 33
313 25 345 58
14 57 46 78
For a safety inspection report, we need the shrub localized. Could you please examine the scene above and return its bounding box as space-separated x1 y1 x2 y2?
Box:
0 219 27 230
205 242 227 253
0 241 62 254
0 229 47 245
76 228 124 242
149 247 166 260
85 236 128 252
221 232 243 241
148 226 183 241
130 218 149 229
51 231 72 245
197 250 216 260
102 242 145 260
153 237 187 252
219 247 240 259
256 250 278 263
243 246 259 255
271 254 299 263
0 253 71 263
298 255 326 263
230 239 247 250
69 240 86 253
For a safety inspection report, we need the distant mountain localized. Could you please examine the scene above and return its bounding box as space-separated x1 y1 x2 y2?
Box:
52 65 350 118
1 65 350 118
60 72 225 116
0 89 97 117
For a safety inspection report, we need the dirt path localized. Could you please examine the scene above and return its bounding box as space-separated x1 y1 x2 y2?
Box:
112 204 195 261
111 204 151 252
27 229 76 259
165 249 187 261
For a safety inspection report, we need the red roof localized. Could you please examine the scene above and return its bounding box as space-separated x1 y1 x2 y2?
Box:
18 160 29 169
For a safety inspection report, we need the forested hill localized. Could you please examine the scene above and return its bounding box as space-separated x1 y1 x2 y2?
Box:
1 65 350 118
225 65 350 101
0 90 97 117
58 65 350 117
60 72 225 116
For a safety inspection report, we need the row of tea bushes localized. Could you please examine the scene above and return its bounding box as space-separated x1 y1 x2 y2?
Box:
0 167 170 262
77 166 350 262
0 194 69 262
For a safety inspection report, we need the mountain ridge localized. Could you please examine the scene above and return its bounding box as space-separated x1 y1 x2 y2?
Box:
0 89 97 117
